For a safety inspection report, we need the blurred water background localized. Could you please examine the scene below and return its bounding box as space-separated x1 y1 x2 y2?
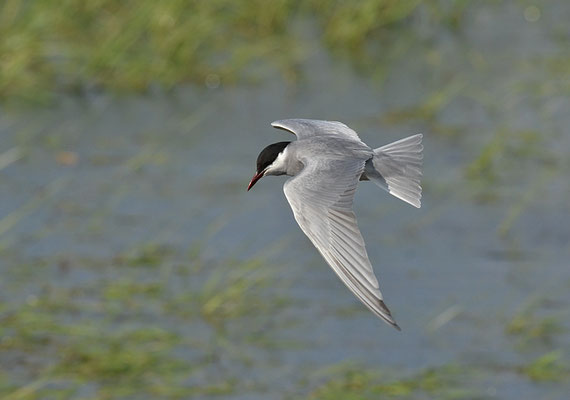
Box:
1 1 569 399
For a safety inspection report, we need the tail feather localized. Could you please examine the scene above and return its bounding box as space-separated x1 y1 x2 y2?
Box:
364 134 423 208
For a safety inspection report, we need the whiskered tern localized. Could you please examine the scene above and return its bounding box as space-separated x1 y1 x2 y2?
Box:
247 119 423 330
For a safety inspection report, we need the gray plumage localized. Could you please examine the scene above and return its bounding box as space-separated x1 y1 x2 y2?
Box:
252 119 423 329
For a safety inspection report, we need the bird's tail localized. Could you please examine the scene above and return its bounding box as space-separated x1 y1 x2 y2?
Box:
363 134 423 208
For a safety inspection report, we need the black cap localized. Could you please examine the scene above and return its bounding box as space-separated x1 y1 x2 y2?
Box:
256 141 290 173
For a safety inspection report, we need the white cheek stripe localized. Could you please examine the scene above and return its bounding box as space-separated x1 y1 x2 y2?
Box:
266 147 288 174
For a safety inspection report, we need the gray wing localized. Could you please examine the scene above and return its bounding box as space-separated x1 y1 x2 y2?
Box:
283 156 400 329
271 119 364 143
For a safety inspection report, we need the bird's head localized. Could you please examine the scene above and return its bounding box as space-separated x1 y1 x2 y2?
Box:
247 141 291 191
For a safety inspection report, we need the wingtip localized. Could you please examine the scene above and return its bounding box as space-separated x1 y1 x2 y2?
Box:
378 299 401 331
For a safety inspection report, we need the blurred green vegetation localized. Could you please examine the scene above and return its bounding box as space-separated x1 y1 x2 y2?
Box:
0 0 466 104
305 355 570 399
0 244 290 399
521 351 570 382
506 297 567 347
306 365 477 399
2 244 568 399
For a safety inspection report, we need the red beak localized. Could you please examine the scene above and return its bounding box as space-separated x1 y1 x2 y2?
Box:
247 171 264 191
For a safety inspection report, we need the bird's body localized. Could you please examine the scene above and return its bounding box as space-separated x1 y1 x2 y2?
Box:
248 119 423 330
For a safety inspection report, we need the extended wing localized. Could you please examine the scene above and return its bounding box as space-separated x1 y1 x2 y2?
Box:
283 154 400 329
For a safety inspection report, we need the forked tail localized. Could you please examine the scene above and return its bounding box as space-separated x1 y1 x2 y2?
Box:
363 134 423 208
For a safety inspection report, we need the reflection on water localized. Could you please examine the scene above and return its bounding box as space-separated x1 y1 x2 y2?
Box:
1 2 569 399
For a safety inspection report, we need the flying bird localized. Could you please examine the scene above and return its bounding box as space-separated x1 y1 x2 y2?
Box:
247 119 423 330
